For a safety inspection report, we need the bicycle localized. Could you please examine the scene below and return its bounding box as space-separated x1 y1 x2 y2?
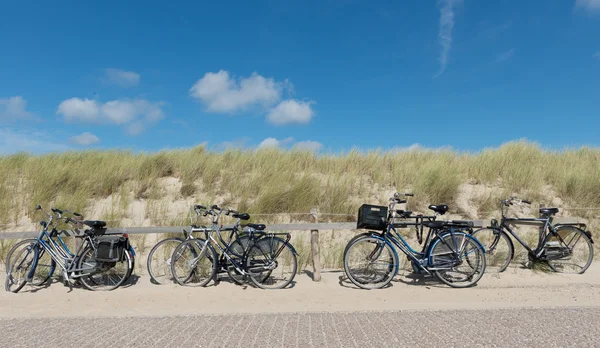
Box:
471 197 594 273
5 205 134 293
170 205 298 289
147 204 254 285
344 193 487 289
5 208 136 287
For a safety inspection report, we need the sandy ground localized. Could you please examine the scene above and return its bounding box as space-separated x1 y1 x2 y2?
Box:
1 264 599 319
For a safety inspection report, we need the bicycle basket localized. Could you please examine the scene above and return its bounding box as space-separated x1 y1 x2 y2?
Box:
357 204 388 230
94 235 126 262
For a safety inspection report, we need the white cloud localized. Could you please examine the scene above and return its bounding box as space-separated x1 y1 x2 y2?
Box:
190 70 284 113
436 0 462 77
495 48 516 63
57 98 99 123
0 128 69 154
292 140 323 152
104 68 140 88
266 100 314 126
575 0 600 12
57 98 164 135
594 50 600 59
258 137 281 149
70 132 100 146
0 96 34 121
257 136 295 149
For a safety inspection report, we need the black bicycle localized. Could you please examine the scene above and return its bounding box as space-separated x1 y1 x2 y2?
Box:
471 197 594 273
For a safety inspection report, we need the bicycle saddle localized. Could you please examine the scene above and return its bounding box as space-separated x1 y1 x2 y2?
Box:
83 220 107 229
233 213 250 220
247 223 266 230
428 204 449 215
539 207 559 216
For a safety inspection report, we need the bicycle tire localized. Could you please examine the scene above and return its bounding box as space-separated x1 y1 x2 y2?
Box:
246 236 297 290
5 245 38 293
5 239 55 286
147 238 184 285
226 236 252 285
78 246 132 291
545 226 593 274
170 239 217 287
471 227 513 273
343 235 398 289
429 232 486 288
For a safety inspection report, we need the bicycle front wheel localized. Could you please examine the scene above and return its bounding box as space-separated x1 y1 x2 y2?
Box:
78 247 133 291
246 236 297 290
430 232 486 288
147 238 184 285
471 228 513 273
6 239 55 286
546 226 593 274
170 239 217 287
5 245 38 293
343 236 398 289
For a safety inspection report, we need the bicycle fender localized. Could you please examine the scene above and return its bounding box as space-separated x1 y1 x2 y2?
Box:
26 244 40 282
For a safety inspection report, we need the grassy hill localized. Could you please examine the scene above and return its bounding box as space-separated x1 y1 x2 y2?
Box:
1 140 599 228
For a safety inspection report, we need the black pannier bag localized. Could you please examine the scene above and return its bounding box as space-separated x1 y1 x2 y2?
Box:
94 235 126 262
357 204 389 230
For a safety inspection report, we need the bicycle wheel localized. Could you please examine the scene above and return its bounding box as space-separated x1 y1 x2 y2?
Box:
78 246 133 291
246 236 297 290
5 245 37 293
343 235 398 289
471 228 513 273
429 232 486 288
226 236 251 285
5 239 55 286
147 238 184 284
170 239 217 287
545 226 593 274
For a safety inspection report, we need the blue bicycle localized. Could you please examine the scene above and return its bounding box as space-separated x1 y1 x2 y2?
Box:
343 193 487 289
5 205 135 293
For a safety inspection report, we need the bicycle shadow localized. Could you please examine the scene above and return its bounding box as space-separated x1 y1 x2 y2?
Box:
337 274 394 290
121 274 141 288
214 273 298 290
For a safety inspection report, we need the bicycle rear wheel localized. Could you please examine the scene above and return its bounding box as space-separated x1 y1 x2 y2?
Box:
5 239 55 286
429 232 486 288
5 245 37 293
471 228 513 273
246 236 297 290
78 247 133 291
343 236 398 289
170 239 217 287
545 226 593 274
226 236 252 285
147 238 184 284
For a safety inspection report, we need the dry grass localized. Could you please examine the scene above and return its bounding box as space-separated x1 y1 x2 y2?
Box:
1 140 599 226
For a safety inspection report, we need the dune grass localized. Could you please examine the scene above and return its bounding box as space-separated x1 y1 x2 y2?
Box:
0 140 599 227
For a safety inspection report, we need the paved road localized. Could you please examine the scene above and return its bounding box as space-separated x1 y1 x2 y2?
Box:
1 307 598 348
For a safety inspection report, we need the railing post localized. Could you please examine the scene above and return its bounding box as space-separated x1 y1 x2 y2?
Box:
310 208 321 281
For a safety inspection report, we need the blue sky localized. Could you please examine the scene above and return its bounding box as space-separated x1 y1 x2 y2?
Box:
1 0 600 154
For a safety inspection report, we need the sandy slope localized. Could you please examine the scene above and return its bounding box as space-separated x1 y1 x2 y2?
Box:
1 265 599 318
